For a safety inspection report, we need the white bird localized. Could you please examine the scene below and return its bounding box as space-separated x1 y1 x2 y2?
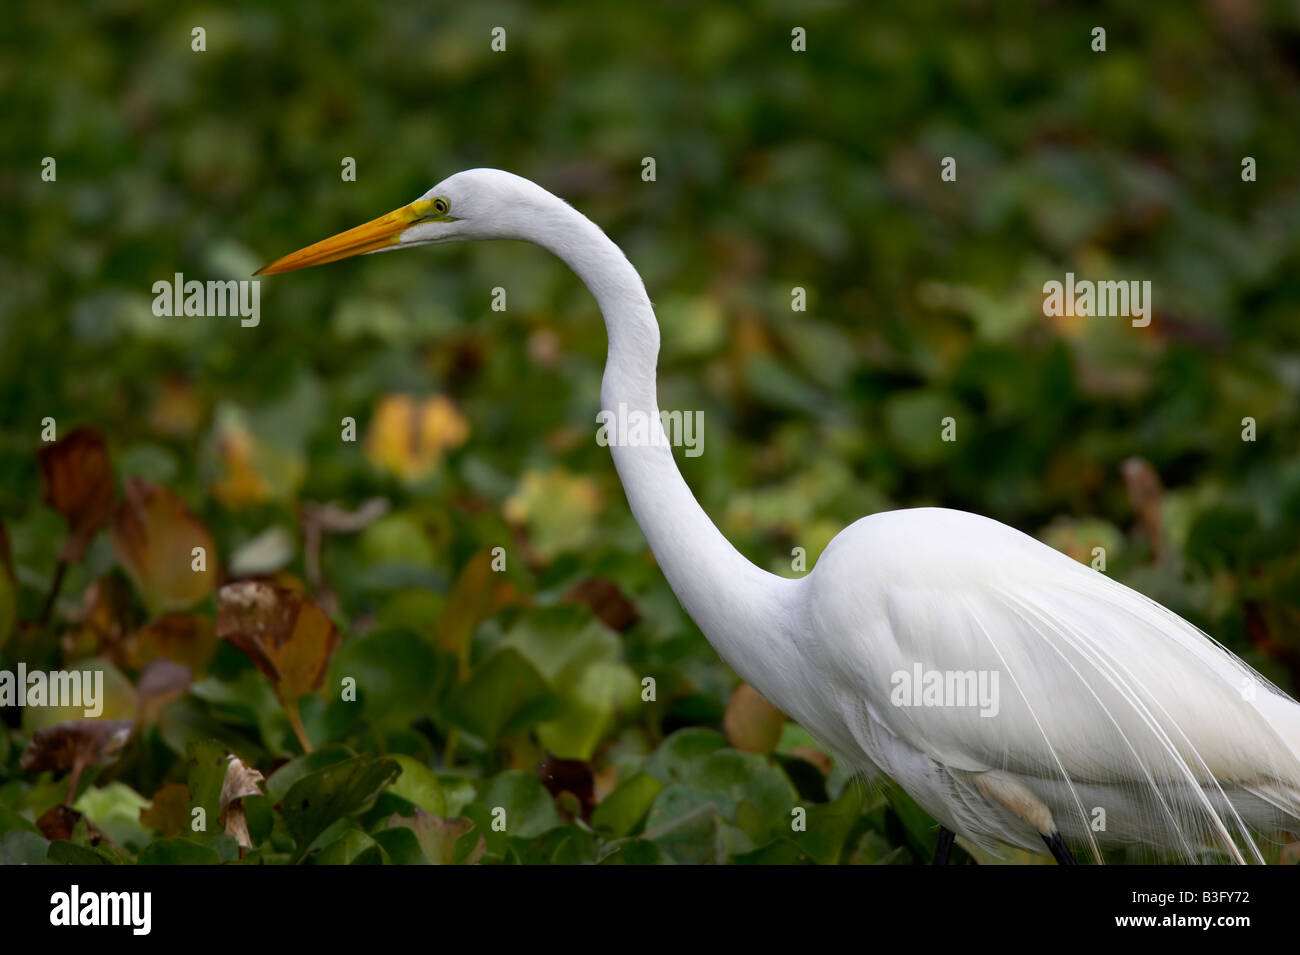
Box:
258 169 1300 864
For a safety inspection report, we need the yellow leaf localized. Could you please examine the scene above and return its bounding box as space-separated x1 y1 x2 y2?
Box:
365 394 469 481
216 581 340 703
111 478 218 614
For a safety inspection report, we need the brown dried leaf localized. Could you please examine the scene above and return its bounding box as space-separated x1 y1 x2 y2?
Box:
37 428 115 562
219 754 265 849
220 754 264 808
124 613 218 673
111 478 218 613
37 804 109 844
140 783 190 839
20 719 133 774
216 580 340 702
564 577 640 631
723 683 786 754
387 809 485 865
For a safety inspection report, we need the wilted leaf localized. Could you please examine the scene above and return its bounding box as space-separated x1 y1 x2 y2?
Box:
20 719 133 774
111 477 217 613
22 719 133 804
724 683 787 754
384 809 485 865
220 754 265 849
216 580 340 703
37 428 115 562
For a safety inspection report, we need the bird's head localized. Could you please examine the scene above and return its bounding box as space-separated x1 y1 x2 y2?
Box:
255 168 553 275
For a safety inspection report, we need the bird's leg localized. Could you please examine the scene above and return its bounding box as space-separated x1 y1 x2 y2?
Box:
1041 831 1077 866
932 826 955 865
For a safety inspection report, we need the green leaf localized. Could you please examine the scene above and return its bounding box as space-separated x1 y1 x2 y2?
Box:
644 728 728 785
384 755 447 816
442 648 559 741
136 838 222 864
280 755 401 851
0 830 49 864
884 784 942 861
733 838 813 865
308 828 385 865
0 806 40 836
372 825 425 865
264 743 355 803
597 838 664 865
465 771 562 855
328 627 448 722
642 802 738 864
591 772 662 837
185 739 228 843
788 783 865 864
47 841 115 864
73 782 152 850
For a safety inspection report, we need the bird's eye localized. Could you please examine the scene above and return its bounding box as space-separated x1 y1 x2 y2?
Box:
432 197 450 216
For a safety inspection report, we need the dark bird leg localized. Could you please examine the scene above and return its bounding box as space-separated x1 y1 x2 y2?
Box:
1042 831 1077 865
932 826 956 865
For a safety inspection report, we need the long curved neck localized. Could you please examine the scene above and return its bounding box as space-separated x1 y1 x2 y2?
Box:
530 199 799 687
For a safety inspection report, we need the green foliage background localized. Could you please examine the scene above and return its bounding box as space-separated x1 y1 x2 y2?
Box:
1 1 1299 864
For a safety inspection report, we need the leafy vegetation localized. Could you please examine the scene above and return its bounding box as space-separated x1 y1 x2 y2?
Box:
2 2 1300 864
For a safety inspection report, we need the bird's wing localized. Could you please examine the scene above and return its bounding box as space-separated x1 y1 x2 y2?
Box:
806 509 1300 858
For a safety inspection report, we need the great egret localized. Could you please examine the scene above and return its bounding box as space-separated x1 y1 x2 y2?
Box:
258 169 1300 864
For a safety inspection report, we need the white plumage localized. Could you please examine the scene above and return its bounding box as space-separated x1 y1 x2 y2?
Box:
259 169 1300 863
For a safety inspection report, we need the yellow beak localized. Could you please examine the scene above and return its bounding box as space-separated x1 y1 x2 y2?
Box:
255 198 441 275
